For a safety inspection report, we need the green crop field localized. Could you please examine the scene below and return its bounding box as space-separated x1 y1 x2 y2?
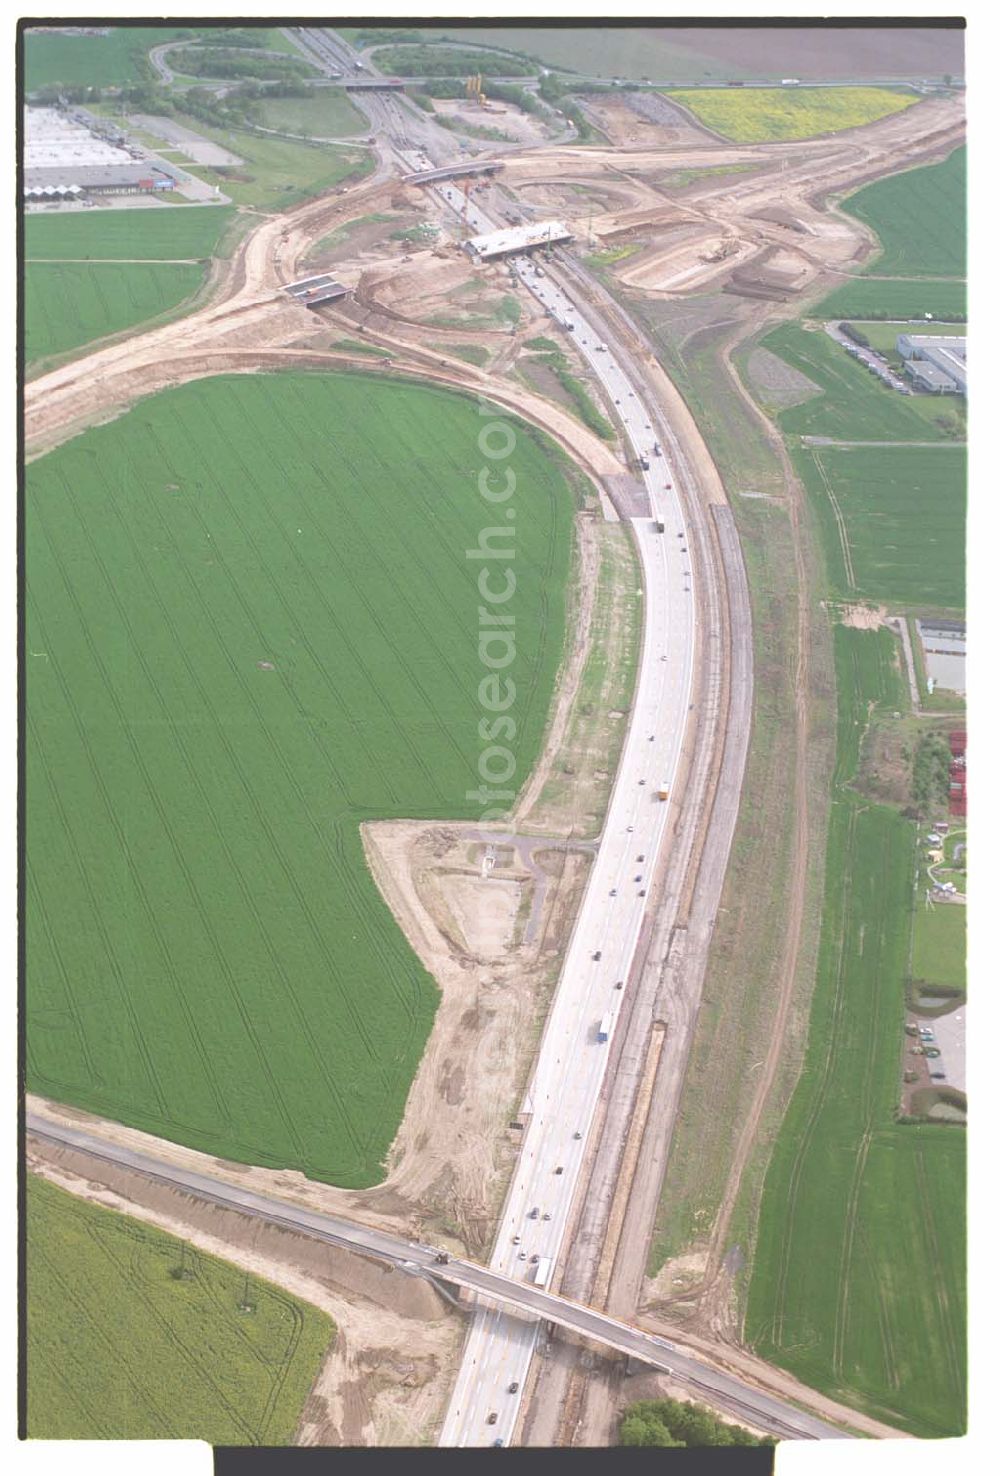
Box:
795 444 966 609
25 206 235 261
745 627 965 1438
664 86 916 142
843 148 966 279
23 26 193 90
26 261 204 365
757 323 965 443
26 1174 332 1440
26 372 575 1185
817 278 966 322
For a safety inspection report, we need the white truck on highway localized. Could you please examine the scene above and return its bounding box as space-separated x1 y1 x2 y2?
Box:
597 1014 612 1043
533 1257 552 1285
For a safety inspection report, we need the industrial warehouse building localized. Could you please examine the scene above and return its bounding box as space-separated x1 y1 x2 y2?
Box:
464 220 573 261
896 333 967 395
23 105 182 202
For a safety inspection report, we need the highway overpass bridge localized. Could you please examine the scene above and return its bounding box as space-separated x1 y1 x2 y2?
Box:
402 160 504 185
26 1111 854 1441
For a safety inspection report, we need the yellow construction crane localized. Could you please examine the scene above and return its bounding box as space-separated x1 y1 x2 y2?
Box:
465 72 488 107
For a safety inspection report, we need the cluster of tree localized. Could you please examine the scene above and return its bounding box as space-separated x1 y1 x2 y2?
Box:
840 322 870 347
537 73 595 139
193 28 267 48
837 309 967 323
434 115 514 144
371 45 535 79
405 78 539 115
352 28 424 47
618 1399 773 1448
177 47 313 82
407 78 466 103
911 731 953 816
491 81 540 112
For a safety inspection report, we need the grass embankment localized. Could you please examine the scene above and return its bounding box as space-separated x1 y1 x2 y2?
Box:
175 118 373 210
745 627 965 1437
24 208 236 368
664 86 916 142
636 295 835 1275
819 148 966 319
524 345 616 441
247 89 366 137
26 372 576 1186
27 1174 333 1441
523 523 641 836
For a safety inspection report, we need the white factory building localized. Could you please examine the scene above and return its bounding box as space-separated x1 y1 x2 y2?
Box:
896 333 967 395
464 220 573 261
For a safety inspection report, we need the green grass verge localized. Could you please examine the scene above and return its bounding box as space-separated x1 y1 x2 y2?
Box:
248 89 366 137
172 113 373 209
330 337 392 358
26 261 204 363
27 1174 332 1441
24 206 235 261
841 147 966 279
26 371 576 1186
744 626 965 1438
665 86 916 142
912 892 966 992
793 443 966 609
442 342 490 366
637 293 834 1277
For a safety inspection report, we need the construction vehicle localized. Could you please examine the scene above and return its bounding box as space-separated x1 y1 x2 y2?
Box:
658 787 669 801
597 1014 611 1044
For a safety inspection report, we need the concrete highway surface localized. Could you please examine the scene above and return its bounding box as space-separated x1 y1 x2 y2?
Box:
434 185 700 1450
292 28 826 1449
25 1110 851 1441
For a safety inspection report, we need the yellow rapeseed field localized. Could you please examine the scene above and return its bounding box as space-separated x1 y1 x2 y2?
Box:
665 86 917 143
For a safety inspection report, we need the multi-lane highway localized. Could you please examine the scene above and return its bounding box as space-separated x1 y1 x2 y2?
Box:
287 28 722 1449
25 1110 852 1441
430 190 701 1450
